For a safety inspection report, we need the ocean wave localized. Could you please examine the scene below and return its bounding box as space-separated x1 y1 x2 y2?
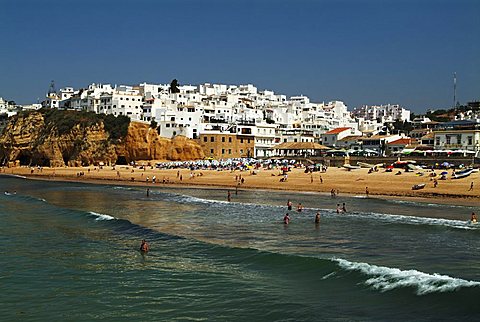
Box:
333 258 480 295
346 211 475 230
112 186 134 191
1 174 27 179
387 199 472 209
170 194 284 210
89 211 116 221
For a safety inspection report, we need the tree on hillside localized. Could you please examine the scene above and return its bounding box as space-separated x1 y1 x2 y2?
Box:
169 79 180 94
384 120 413 135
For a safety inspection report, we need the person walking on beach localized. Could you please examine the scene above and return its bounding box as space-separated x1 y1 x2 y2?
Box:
365 187 369 198
469 182 474 191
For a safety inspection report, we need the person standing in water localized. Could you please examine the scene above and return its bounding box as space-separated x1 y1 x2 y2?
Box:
342 203 347 212
297 203 304 212
283 213 290 224
287 200 292 211
471 212 478 223
227 190 231 202
140 240 150 252
315 212 320 223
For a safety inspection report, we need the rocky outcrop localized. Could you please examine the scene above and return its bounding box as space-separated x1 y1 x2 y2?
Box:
117 122 204 162
0 111 204 167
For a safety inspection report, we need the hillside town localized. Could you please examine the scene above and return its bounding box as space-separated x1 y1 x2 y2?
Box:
1 80 480 159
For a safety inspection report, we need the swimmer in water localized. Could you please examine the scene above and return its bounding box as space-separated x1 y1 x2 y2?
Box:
140 239 150 252
471 212 478 223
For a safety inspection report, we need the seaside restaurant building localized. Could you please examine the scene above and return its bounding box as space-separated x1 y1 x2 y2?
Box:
271 142 329 158
433 120 480 157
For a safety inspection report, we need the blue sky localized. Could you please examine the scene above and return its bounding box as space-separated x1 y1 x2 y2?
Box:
1 0 478 113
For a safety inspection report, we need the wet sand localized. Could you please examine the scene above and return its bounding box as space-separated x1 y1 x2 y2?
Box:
3 165 479 206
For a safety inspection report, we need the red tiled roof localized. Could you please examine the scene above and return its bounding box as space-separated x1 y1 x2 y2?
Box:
388 138 411 145
324 127 350 134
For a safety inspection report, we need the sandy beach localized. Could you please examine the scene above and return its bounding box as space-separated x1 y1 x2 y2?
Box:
2 164 479 206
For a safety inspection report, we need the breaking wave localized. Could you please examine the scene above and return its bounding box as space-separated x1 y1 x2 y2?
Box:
333 258 480 295
89 211 116 221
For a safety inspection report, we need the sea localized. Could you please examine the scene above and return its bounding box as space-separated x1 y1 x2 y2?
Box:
1 175 479 321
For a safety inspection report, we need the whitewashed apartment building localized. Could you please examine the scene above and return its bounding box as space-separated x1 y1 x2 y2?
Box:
43 81 364 157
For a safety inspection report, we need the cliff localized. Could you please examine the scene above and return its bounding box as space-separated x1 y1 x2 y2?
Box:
0 110 204 167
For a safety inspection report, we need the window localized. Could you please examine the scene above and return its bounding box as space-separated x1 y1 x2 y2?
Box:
222 137 225 142
446 135 451 144
222 149 225 154
456 135 462 144
240 149 243 154
171 117 175 121
468 136 473 145
166 124 170 128
229 137 232 143
240 139 244 143
435 137 440 146
248 139 250 143
228 149 232 154
210 149 214 154
210 137 214 142
203 137 207 142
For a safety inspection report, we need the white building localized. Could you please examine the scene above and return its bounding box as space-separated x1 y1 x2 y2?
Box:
352 104 411 123
433 120 480 157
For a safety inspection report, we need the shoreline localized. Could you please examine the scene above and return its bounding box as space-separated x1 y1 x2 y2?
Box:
2 165 479 207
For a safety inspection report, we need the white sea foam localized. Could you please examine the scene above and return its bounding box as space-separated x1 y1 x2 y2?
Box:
333 258 480 295
5 174 27 179
346 211 474 230
113 186 133 191
171 193 474 229
173 194 284 209
89 211 116 221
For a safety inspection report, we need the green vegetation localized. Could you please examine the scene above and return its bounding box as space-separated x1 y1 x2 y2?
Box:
425 105 480 122
39 108 130 141
170 79 180 94
102 113 130 141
